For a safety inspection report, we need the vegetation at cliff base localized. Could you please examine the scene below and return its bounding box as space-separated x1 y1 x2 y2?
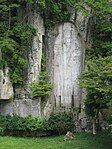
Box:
0 113 74 136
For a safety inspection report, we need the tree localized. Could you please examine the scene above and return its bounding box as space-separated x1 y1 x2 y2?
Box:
80 56 112 134
77 0 112 134
0 0 36 87
75 0 112 58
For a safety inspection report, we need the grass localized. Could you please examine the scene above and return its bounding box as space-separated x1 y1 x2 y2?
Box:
0 132 112 149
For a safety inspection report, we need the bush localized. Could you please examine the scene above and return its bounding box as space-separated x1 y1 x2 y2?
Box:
30 78 52 98
0 113 75 136
0 115 48 136
48 112 75 135
30 54 53 99
0 126 5 136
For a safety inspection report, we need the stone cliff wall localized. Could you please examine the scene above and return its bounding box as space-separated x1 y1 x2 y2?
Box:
0 8 91 117
0 68 14 100
46 23 84 110
0 49 14 100
28 12 45 84
0 98 41 117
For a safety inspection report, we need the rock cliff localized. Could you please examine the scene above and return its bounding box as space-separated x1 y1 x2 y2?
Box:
0 6 91 117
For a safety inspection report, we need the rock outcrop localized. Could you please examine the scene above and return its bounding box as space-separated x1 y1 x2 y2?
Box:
0 7 91 117
28 12 45 84
0 98 41 117
0 67 14 100
46 23 84 109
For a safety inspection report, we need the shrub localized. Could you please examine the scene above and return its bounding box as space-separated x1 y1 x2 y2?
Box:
30 77 52 98
0 126 5 136
0 115 48 135
48 112 75 135
25 116 48 131
0 113 75 136
30 54 53 99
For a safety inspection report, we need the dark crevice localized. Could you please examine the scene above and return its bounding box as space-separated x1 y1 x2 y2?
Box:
59 95 61 107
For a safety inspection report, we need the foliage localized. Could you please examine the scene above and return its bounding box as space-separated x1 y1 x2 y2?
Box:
0 113 74 136
0 115 48 133
80 56 112 117
30 81 52 98
12 24 36 47
37 0 45 10
0 0 36 87
76 0 112 58
44 0 76 28
30 73 52 98
0 127 5 136
30 54 52 98
48 112 74 134
78 0 112 134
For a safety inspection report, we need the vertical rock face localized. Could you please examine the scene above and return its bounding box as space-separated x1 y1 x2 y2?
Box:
27 12 45 84
0 68 14 100
14 12 45 99
0 98 41 117
0 12 44 116
0 9 91 117
75 7 92 48
47 23 85 109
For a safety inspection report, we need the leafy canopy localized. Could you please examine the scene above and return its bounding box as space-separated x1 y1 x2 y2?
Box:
0 0 36 86
80 56 112 117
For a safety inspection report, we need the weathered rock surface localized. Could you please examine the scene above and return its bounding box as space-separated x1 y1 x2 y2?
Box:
15 12 45 99
0 98 41 117
46 22 85 109
0 68 14 100
0 8 91 117
28 12 45 84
